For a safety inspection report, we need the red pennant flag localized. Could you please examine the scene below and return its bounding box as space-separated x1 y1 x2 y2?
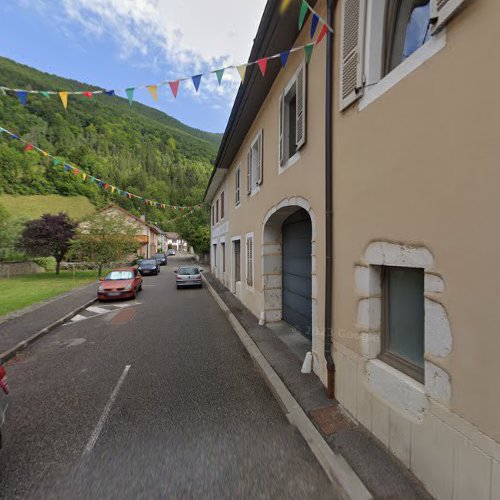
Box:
316 24 328 46
24 144 33 152
73 169 79 175
83 91 93 97
104 183 110 190
169 80 180 98
257 58 268 77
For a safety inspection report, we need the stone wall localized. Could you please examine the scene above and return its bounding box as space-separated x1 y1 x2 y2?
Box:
0 262 44 278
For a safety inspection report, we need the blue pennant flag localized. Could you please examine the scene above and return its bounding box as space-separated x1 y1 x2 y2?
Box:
98 181 103 188
310 14 319 38
64 164 71 172
105 90 115 96
192 74 202 92
280 50 291 68
16 91 27 107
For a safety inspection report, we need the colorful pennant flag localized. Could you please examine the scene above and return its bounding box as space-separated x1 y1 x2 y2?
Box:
125 88 135 106
83 91 93 98
215 69 225 86
146 85 158 102
316 24 328 46
257 58 268 77
53 158 61 166
105 90 115 96
17 91 27 107
280 0 292 13
280 50 290 68
192 74 202 92
169 80 180 98
310 14 319 38
42 150 49 157
59 92 68 109
237 65 247 83
299 0 308 30
111 186 116 193
24 144 33 152
41 91 50 99
304 43 314 64
73 169 79 176
82 173 87 181
64 164 71 172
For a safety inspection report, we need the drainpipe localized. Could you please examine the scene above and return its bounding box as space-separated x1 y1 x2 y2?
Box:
325 0 337 399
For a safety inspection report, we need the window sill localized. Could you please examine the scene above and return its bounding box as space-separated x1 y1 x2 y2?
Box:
359 30 447 112
279 151 301 174
249 185 261 198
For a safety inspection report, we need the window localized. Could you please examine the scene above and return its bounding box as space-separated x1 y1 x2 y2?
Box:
280 63 306 165
380 266 424 382
221 191 225 219
221 242 226 272
246 235 254 286
211 206 214 226
233 240 241 282
212 243 217 267
235 165 241 206
216 199 219 223
247 131 263 195
383 1 431 76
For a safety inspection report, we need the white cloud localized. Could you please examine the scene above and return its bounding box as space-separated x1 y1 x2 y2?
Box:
24 0 267 102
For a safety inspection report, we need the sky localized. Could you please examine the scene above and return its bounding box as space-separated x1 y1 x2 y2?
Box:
0 0 268 133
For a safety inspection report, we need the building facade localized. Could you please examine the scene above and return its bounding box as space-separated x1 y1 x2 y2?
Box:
165 232 188 252
206 0 499 498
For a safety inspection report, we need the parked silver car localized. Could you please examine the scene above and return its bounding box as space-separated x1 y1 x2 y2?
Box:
0 364 9 449
175 266 203 289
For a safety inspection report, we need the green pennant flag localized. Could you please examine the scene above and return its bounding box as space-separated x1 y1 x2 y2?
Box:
41 91 50 98
125 87 135 106
0 88 6 96
215 69 225 85
299 0 308 30
304 43 314 64
53 158 61 166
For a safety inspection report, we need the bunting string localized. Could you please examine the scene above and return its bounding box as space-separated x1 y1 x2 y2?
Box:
0 125 204 213
0 10 328 110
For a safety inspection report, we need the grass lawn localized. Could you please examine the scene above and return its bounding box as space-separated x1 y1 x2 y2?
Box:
0 194 97 221
0 270 101 318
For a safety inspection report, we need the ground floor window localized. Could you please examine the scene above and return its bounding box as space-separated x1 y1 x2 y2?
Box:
246 235 253 287
212 243 217 267
221 242 226 273
380 266 424 382
233 240 241 283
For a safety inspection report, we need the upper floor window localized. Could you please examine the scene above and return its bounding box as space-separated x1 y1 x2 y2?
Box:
280 62 306 165
235 165 241 206
211 205 215 226
216 199 219 223
339 0 471 111
221 191 225 219
247 131 263 195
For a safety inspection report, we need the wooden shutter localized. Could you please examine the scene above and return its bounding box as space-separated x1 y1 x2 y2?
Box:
279 94 284 165
247 150 252 194
431 0 471 33
257 131 263 185
339 0 366 111
296 62 306 150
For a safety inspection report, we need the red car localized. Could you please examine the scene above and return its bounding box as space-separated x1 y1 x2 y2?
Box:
98 268 143 301
0 364 8 449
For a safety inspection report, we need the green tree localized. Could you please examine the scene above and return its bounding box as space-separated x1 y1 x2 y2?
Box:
70 213 140 276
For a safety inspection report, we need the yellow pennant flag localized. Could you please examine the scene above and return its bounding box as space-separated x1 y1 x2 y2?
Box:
82 173 87 181
59 91 68 109
42 151 49 157
280 0 292 13
237 65 247 84
111 186 116 193
146 85 158 102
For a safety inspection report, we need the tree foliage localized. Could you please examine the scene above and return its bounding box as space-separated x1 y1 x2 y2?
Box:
70 213 141 276
0 56 218 249
19 213 77 274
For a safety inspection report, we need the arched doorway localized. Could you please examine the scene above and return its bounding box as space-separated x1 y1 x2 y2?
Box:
262 198 315 341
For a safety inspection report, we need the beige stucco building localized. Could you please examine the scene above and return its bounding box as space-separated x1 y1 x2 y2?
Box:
206 0 499 498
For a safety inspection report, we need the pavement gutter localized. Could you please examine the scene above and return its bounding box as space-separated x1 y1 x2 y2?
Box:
0 296 97 364
203 275 372 500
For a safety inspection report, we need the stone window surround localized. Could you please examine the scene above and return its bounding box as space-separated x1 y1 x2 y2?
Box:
355 241 452 420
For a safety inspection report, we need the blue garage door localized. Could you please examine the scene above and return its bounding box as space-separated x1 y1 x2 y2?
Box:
282 209 312 338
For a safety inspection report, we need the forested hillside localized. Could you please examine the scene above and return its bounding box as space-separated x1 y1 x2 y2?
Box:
0 57 219 248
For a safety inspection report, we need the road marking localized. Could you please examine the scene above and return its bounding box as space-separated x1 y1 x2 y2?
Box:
83 364 131 456
86 306 111 314
70 314 88 323
64 302 141 326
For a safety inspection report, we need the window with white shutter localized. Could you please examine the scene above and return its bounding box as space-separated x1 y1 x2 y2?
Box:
280 62 307 165
431 0 470 33
246 235 254 287
247 150 252 195
257 131 263 185
235 164 241 206
339 0 366 110
247 131 263 195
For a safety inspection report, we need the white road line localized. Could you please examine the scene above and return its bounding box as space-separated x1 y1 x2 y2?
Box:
86 306 112 314
70 314 88 323
82 364 131 456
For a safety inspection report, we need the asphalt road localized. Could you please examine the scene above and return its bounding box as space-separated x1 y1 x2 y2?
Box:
0 256 337 499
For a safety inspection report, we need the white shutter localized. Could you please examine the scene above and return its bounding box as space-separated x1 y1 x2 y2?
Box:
257 131 263 185
246 237 253 286
339 0 366 111
279 94 284 166
296 62 306 150
247 150 252 194
235 167 240 205
431 0 471 33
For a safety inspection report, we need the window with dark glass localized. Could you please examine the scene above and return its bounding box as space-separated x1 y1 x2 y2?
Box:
381 266 424 382
383 0 431 76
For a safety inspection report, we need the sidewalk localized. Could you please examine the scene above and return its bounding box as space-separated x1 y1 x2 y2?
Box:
0 283 97 362
203 271 432 500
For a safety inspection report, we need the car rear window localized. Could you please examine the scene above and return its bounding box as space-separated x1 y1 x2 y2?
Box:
155 254 165 258
105 271 134 280
178 267 198 275
141 259 157 265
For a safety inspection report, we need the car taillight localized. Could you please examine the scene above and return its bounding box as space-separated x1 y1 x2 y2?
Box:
0 366 9 395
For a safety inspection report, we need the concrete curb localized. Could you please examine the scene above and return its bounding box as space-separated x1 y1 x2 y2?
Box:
0 297 98 364
203 276 373 500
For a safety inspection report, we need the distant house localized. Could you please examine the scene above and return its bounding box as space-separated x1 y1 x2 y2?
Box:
99 205 161 258
165 232 188 252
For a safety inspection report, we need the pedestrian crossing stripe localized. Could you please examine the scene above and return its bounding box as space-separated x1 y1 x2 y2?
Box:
64 302 141 325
